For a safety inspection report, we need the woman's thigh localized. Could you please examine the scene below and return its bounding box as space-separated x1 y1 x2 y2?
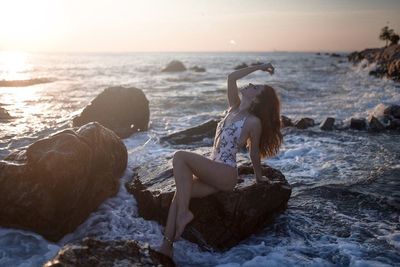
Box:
174 151 237 191
191 176 219 198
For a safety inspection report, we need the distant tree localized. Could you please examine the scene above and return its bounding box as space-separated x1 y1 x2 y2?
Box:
379 26 394 47
390 33 399 45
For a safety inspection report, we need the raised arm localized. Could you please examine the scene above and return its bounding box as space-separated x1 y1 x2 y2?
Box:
226 63 274 109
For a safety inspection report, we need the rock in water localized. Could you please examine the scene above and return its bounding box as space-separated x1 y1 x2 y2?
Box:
320 117 335 131
280 115 294 128
0 122 127 241
44 238 175 267
126 161 291 251
294 118 315 129
160 120 218 145
368 116 386 132
350 118 367 130
73 86 149 139
161 60 187 72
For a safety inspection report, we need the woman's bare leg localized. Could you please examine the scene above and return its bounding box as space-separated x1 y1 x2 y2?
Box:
158 192 177 258
172 150 237 240
173 151 195 240
157 176 219 258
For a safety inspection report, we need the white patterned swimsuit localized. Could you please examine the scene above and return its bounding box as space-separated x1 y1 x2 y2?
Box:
210 111 248 169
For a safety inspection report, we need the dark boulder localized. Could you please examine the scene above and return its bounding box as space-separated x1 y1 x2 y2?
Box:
0 122 127 241
280 115 294 128
161 61 187 72
160 120 218 145
44 238 175 267
189 66 206 72
72 86 149 139
330 53 341 57
126 161 291 251
350 118 367 130
294 118 315 129
320 117 335 131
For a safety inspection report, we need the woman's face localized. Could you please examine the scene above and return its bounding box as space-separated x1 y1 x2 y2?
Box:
240 83 263 103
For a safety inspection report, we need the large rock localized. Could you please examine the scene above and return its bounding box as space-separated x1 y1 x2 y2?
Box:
73 86 149 139
348 45 400 81
44 238 175 267
161 61 187 72
0 122 127 241
126 161 291 251
160 120 218 145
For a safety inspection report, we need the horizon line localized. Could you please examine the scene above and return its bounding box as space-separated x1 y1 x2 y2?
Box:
0 49 370 54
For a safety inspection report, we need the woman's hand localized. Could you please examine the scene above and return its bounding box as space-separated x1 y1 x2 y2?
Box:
255 175 271 183
259 63 274 75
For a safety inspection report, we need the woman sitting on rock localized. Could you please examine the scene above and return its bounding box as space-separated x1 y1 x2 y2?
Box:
157 63 283 258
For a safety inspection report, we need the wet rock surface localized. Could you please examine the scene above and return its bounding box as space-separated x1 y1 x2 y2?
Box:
72 86 149 139
0 122 127 241
44 238 175 267
126 161 291 251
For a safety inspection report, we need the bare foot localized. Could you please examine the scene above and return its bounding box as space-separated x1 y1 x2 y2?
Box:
156 243 173 259
174 210 194 240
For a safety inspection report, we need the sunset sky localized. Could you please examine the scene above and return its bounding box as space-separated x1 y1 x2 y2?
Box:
1 0 400 53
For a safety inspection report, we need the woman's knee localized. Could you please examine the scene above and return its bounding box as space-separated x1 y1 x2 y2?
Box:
172 150 187 166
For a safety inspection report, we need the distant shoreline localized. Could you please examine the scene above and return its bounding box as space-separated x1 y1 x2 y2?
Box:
0 78 53 87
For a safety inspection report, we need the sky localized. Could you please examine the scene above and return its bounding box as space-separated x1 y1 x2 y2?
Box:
0 0 400 53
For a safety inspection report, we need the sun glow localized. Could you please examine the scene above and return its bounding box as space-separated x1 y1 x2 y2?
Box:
0 0 57 51
0 51 29 80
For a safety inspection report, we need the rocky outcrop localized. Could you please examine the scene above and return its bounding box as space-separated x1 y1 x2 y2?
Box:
126 161 291 251
161 61 187 72
0 122 127 241
44 238 175 267
160 120 218 145
72 86 149 139
348 45 400 81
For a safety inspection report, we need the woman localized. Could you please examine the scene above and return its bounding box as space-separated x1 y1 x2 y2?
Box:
157 63 283 258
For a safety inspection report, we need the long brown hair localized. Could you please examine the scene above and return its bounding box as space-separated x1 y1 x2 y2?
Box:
248 85 283 158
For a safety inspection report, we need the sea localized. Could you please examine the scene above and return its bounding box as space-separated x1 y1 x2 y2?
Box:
0 51 399 267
